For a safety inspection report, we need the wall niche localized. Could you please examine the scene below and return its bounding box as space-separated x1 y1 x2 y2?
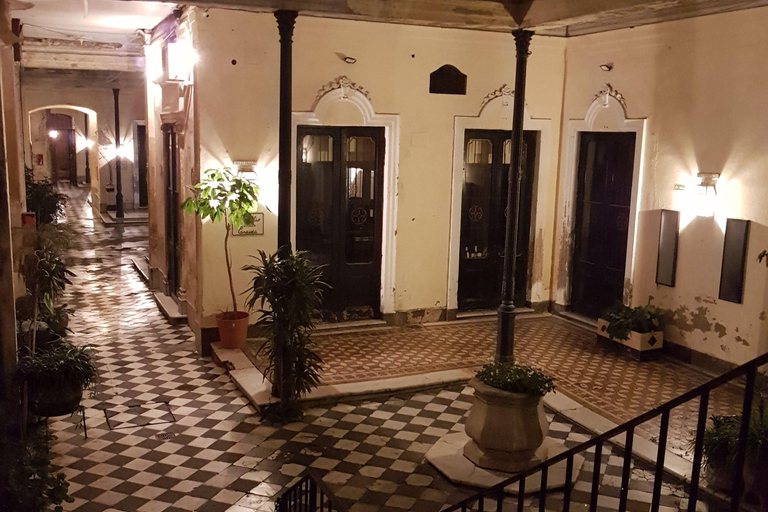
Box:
429 65 467 95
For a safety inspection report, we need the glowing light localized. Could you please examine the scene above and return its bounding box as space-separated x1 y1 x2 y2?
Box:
48 130 59 139
167 40 198 82
76 134 95 152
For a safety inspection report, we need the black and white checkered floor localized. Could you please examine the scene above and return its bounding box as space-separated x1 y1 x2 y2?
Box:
51 188 695 512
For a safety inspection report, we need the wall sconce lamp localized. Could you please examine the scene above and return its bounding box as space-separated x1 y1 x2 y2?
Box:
697 172 720 194
48 130 59 139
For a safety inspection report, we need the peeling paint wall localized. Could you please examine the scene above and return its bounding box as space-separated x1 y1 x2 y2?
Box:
558 7 768 364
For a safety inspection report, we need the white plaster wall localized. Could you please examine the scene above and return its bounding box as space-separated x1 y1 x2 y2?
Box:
556 7 768 364
191 8 566 326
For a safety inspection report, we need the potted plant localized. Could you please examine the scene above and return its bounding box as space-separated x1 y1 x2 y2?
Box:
24 166 67 225
0 402 73 511
597 299 664 358
16 341 98 417
181 168 260 348
695 399 768 505
244 246 329 421
463 362 555 472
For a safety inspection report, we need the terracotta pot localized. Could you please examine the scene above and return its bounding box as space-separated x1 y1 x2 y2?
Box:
464 377 549 472
216 311 249 349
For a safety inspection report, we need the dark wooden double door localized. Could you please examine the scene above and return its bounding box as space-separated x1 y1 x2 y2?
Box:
458 130 537 311
296 126 384 318
570 132 636 319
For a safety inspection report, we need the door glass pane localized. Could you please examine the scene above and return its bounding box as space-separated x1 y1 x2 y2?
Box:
297 134 334 269
503 139 512 165
462 139 492 260
346 136 376 264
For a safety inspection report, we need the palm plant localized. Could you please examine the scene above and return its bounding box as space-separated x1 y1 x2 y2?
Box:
181 168 259 315
244 247 329 420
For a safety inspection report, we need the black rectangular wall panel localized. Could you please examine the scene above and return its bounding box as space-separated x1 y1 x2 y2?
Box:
656 209 679 287
719 218 750 304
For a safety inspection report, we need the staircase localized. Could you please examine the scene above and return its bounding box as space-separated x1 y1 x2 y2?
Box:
275 351 768 512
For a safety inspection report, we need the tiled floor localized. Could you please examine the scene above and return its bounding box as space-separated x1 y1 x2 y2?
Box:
248 318 744 460
51 187 713 512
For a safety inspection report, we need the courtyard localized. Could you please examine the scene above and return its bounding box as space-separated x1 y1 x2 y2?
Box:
46 187 736 512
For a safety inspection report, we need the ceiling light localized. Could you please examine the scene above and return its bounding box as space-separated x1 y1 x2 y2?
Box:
599 63 613 71
344 56 357 64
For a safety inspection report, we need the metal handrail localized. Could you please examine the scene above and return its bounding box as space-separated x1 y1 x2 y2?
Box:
441 350 768 512
275 469 349 512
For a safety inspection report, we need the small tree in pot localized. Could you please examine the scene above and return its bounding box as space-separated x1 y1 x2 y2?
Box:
244 247 328 422
181 168 260 348
464 362 555 472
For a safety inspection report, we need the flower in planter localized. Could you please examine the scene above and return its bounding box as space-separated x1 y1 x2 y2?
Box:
600 299 664 341
474 362 555 396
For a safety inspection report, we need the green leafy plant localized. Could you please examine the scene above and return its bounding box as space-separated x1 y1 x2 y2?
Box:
16 224 76 354
25 166 67 225
181 168 259 313
600 300 664 341
475 362 555 397
16 341 98 391
244 247 329 421
0 404 72 512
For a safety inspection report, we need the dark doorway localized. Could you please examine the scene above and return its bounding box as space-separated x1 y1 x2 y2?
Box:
162 124 180 297
48 113 76 186
136 125 149 208
296 125 385 320
458 129 538 311
570 131 636 319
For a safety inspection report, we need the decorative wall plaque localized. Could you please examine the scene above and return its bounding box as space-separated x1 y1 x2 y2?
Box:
234 212 264 236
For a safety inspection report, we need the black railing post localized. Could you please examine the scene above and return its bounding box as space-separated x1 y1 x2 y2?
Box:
538 466 548 512
309 478 317 512
564 455 573 512
688 392 709 512
651 410 670 512
517 478 526 512
731 366 756 512
589 441 602 512
619 426 634 512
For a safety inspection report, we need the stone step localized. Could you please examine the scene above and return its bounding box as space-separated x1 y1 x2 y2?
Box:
131 257 150 284
152 291 187 325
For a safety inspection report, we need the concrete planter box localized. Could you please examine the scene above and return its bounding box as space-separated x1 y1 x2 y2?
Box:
596 319 663 358
463 377 549 472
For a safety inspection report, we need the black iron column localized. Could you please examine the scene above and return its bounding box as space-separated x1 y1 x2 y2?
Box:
113 88 124 218
496 29 533 364
84 112 90 185
276 10 297 253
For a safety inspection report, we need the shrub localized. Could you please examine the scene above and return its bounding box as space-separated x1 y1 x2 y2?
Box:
244 247 329 421
475 362 555 397
25 166 66 225
601 300 664 341
0 404 72 512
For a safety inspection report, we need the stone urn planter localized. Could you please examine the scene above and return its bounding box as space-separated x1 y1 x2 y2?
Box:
463 365 554 473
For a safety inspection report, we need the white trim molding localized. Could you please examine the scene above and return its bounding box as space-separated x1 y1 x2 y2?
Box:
447 85 553 311
292 83 399 315
553 83 647 308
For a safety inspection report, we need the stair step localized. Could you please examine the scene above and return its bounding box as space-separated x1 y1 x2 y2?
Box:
456 307 534 320
314 319 390 336
152 292 187 325
131 257 150 284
